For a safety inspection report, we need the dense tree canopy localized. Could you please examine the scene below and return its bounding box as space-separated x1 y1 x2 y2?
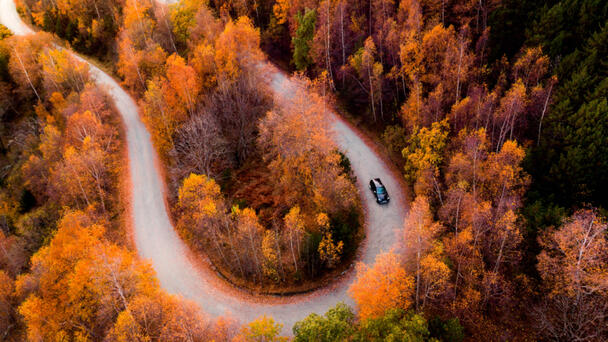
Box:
3 0 608 341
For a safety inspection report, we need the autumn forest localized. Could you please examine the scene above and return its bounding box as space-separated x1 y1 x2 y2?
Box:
0 0 606 341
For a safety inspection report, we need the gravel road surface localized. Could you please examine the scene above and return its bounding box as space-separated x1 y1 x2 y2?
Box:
0 1 408 333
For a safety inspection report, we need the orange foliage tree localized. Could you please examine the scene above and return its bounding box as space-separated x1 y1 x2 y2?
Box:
16 210 219 341
0 270 16 337
140 53 198 161
349 251 414 320
258 79 356 219
433 128 530 336
536 209 608 340
214 16 263 82
117 0 167 93
402 195 443 310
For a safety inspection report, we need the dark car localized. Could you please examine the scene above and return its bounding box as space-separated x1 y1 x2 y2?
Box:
369 178 390 204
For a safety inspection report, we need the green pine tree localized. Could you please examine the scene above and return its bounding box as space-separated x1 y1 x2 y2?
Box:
292 8 317 71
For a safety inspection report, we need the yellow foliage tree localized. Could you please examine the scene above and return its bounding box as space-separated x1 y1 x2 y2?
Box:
419 245 450 309
39 48 90 96
402 118 449 198
176 173 228 261
284 206 305 273
349 37 384 122
233 206 265 283
317 212 343 269
190 42 217 90
236 315 288 342
169 0 204 48
141 77 174 159
262 230 280 282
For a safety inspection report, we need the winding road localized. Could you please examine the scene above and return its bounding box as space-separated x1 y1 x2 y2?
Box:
0 0 408 333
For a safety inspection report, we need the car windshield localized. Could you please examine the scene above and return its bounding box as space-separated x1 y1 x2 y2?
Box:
377 186 386 194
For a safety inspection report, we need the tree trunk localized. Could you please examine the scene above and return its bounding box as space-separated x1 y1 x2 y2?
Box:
13 48 41 102
368 64 376 122
325 0 335 89
289 228 298 273
493 233 507 273
415 249 421 311
537 82 554 145
340 1 345 68
455 40 464 104
94 177 107 213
